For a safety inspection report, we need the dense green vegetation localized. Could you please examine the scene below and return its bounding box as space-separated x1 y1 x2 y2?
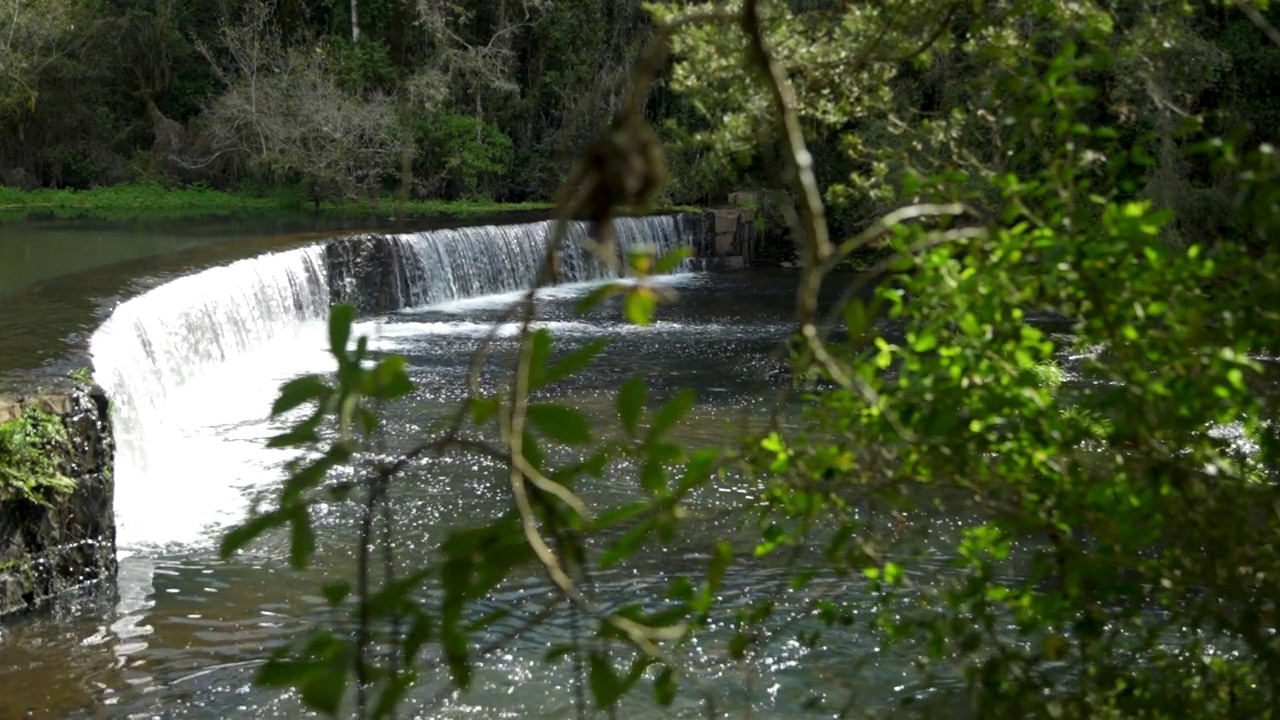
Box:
4 0 1280 245
0 0 715 212
0 183 552 221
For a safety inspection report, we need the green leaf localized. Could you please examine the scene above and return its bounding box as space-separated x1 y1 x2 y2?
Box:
257 631 349 715
600 518 655 569
539 339 610 388
593 501 649 530
267 414 323 448
910 332 938 353
844 300 869 337
256 656 315 688
527 403 592 444
545 644 575 663
289 506 316 570
321 581 350 607
529 329 552 382
282 453 341 503
677 449 721 495
624 289 658 325
271 375 330 417
647 388 695 444
660 666 680 702
366 355 414 399
329 305 355 357
470 396 499 425
884 561 904 585
618 376 647 437
522 430 545 473
443 625 472 690
589 652 623 708
373 672 416 720
640 458 667 493
300 660 347 715
708 540 733 594
220 510 286 559
654 247 692 274
576 283 623 313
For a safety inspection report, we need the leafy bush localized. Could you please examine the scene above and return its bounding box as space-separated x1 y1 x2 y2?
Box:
328 37 399 95
412 111 514 200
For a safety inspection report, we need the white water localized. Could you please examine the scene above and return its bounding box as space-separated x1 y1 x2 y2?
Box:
88 216 700 549
89 248 331 548
383 215 698 308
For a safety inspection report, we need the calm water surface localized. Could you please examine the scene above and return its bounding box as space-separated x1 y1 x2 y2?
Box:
0 214 419 301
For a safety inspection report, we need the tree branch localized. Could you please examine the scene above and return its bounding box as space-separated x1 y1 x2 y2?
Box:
1236 0 1280 50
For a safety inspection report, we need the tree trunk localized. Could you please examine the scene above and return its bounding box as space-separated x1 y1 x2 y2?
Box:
351 0 360 42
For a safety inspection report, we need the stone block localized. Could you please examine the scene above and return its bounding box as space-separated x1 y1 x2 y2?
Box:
32 395 73 416
0 399 18 424
713 209 739 236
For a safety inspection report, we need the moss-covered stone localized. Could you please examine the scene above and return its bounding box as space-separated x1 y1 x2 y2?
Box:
0 387 116 619
0 406 78 507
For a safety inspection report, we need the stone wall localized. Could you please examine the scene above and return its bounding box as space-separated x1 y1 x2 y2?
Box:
0 386 116 619
698 204 758 271
325 233 406 315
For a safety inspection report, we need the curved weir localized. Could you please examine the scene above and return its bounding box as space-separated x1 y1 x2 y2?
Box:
88 215 701 547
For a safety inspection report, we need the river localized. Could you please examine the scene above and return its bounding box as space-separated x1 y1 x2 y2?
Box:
0 214 959 719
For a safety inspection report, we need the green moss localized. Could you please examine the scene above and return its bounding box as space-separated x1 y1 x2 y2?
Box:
0 408 76 507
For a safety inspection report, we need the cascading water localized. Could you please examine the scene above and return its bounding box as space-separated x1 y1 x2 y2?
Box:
89 247 331 547
352 214 703 310
87 215 701 548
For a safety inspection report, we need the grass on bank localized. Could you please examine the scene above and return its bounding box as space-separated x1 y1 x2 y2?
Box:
0 183 555 222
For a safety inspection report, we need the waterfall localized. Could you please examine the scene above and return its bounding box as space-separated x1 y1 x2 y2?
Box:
393 215 696 307
328 214 704 313
87 214 701 548
89 247 330 547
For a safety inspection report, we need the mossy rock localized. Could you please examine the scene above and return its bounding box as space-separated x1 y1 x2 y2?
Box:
0 407 77 507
